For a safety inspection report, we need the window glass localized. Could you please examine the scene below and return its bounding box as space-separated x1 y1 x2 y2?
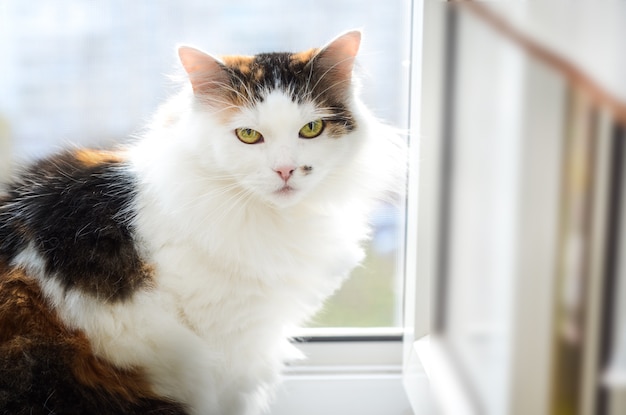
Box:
442 10 525 413
0 0 411 329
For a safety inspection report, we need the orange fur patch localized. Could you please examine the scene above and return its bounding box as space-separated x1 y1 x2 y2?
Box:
222 55 255 76
290 48 319 65
74 149 125 168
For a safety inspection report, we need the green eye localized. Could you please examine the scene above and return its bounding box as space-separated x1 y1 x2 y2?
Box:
299 120 325 139
235 128 263 144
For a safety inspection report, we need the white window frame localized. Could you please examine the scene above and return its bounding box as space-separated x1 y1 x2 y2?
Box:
402 2 626 415
403 1 565 413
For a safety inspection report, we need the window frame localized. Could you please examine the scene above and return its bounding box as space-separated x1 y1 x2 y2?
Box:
403 1 567 412
403 2 626 415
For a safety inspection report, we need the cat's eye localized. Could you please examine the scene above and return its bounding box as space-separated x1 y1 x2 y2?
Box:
235 128 264 144
299 120 325 139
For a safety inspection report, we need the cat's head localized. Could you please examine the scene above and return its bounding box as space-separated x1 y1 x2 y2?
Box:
177 31 368 208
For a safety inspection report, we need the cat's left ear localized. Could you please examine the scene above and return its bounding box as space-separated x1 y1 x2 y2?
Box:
178 46 229 96
314 30 361 82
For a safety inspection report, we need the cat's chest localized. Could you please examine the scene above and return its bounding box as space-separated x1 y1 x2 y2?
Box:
138 208 366 334
152 219 360 291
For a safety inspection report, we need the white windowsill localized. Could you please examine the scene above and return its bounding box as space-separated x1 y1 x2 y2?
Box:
270 332 416 415
288 328 404 368
271 372 413 415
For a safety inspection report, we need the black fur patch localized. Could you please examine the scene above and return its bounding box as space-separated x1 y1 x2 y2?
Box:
224 52 357 133
0 150 148 302
0 335 188 415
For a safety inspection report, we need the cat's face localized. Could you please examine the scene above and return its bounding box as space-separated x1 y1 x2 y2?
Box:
178 31 363 208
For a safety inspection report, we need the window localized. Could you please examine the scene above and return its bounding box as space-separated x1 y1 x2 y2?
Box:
1 3 415 413
1 1 419 412
0 0 411 332
405 2 626 415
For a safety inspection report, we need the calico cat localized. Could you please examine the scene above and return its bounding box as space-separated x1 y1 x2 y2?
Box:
0 31 404 415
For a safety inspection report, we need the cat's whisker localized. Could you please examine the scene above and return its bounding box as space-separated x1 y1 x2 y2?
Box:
199 187 256 228
211 73 256 108
170 172 257 214
171 184 245 214
305 59 317 100
172 174 246 184
305 55 356 101
227 71 258 107
310 78 352 104
194 80 254 109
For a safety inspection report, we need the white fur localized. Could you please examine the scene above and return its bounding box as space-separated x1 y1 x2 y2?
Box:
20 84 404 414
13 244 222 413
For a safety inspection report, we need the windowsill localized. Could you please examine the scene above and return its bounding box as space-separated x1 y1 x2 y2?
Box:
271 371 413 415
288 329 404 372
271 332 466 415
270 330 415 415
291 326 404 341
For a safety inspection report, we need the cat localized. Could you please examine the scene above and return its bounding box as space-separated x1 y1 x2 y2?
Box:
0 30 405 415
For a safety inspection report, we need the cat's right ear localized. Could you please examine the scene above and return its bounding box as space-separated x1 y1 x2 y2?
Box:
178 46 229 96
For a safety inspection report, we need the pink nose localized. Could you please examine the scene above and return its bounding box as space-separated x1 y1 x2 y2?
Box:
275 166 295 181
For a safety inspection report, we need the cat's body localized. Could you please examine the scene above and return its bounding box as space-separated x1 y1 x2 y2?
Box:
0 32 404 415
